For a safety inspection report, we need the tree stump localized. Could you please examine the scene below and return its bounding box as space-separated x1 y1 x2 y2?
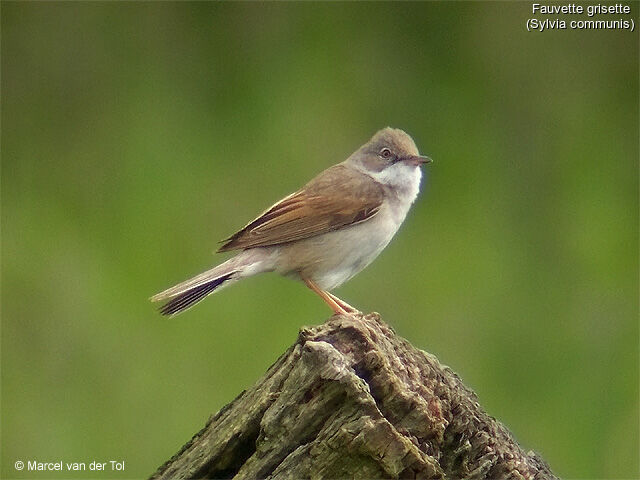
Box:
150 313 557 480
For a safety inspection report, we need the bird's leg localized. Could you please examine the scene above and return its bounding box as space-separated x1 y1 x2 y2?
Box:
303 278 349 315
325 291 360 314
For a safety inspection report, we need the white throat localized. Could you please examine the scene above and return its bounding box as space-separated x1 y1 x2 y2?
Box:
364 162 423 206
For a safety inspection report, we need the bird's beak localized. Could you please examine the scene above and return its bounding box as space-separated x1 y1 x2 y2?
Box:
404 154 433 166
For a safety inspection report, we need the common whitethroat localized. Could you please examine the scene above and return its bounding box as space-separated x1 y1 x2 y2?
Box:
151 127 432 316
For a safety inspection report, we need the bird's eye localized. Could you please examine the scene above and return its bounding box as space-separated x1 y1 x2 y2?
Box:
380 148 392 158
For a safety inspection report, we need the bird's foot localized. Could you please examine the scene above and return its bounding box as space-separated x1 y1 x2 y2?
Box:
303 278 360 316
326 291 361 315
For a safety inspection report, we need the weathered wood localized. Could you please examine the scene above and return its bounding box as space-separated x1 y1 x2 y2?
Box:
151 313 557 480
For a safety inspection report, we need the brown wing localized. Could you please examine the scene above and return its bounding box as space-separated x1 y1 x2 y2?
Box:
218 165 383 252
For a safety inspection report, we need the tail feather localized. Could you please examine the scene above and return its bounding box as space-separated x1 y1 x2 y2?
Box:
151 249 274 317
158 272 235 316
150 261 237 302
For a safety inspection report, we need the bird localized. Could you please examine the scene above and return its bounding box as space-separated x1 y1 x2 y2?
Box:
151 127 431 317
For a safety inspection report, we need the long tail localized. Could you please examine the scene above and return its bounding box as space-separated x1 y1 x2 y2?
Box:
150 250 271 317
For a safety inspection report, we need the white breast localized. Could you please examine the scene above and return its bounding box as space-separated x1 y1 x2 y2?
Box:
278 164 423 290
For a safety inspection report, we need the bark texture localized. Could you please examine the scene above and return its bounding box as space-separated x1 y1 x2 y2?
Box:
151 313 557 480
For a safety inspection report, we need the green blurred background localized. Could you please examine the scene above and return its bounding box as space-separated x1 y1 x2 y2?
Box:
2 2 638 479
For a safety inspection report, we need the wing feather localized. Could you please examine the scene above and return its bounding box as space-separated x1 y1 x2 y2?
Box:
218 165 383 252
